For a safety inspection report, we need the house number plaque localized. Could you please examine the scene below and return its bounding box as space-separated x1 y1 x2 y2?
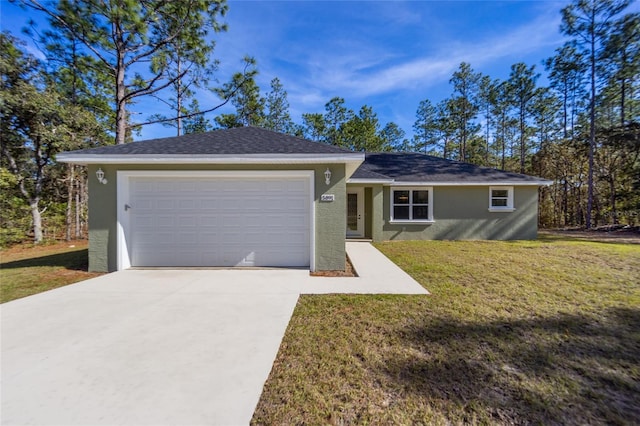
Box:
321 194 335 202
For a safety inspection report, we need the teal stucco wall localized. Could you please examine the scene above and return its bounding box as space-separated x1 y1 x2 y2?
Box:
87 163 346 272
350 184 539 241
87 165 117 272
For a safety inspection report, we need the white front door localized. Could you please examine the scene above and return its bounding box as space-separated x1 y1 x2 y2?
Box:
346 188 364 238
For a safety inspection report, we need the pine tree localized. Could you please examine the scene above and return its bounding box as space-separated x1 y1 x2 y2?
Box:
301 113 326 141
21 0 228 144
380 122 408 151
507 63 539 174
449 62 482 161
214 60 264 128
264 77 294 133
323 97 354 147
544 44 586 141
561 0 631 227
412 99 439 154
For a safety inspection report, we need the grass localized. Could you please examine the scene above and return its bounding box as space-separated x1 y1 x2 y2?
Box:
0 240 103 303
253 235 640 425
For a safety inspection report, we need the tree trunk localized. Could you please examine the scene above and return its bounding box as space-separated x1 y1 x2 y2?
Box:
176 55 182 136
610 178 617 224
620 70 626 126
501 126 506 171
619 45 627 126
30 199 43 243
563 177 569 226
115 75 127 144
76 171 86 239
563 84 568 139
586 23 596 229
461 120 466 162
520 107 526 174
485 105 490 165
65 164 75 241
75 180 81 238
115 23 127 145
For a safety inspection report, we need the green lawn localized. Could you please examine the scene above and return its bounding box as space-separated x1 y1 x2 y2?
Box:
253 236 640 425
0 241 102 303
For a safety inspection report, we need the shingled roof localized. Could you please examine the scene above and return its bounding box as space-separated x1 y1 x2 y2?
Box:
59 126 354 156
57 127 549 185
351 152 550 184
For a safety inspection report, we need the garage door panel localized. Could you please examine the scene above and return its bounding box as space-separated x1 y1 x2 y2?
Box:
199 215 220 227
176 215 197 227
178 232 199 243
155 215 175 227
127 174 311 268
158 199 177 209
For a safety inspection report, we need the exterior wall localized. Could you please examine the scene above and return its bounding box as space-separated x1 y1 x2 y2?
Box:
352 184 539 241
364 187 373 239
87 163 346 273
87 167 117 272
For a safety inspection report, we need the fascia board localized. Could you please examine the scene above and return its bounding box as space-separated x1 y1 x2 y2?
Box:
56 153 365 165
387 180 552 186
347 178 395 184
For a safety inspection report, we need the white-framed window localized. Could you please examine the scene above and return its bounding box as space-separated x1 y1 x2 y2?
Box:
489 186 515 211
390 187 434 222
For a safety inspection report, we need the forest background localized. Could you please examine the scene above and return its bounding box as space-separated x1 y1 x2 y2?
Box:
1 0 639 245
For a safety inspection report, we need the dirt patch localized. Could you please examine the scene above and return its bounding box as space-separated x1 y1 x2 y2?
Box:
310 255 358 277
541 228 640 244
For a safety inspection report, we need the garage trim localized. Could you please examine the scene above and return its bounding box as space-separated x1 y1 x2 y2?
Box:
116 170 316 271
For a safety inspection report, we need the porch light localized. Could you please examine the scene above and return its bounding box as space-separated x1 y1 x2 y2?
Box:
96 167 108 185
324 168 332 185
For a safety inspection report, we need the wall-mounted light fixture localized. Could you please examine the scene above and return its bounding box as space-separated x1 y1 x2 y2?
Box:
324 168 332 185
96 167 108 185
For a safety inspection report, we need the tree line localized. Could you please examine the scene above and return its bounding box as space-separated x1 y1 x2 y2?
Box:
1 0 638 245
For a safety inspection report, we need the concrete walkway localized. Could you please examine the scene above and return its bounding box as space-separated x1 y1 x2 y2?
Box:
1 243 428 425
307 241 430 294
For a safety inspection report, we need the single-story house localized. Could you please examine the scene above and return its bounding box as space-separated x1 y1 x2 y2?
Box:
57 126 551 272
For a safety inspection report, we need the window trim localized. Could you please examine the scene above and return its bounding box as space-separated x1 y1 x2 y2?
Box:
489 186 515 212
390 186 434 223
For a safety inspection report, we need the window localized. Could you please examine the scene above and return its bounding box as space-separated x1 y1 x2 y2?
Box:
391 187 433 222
489 186 514 211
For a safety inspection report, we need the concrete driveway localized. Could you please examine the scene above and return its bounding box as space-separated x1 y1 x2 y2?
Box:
1 243 427 425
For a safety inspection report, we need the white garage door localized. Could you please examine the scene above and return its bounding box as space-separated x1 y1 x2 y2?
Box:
123 172 312 268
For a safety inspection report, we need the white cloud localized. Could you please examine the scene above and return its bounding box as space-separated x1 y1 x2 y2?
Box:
24 43 46 61
193 1 569 134
289 6 564 100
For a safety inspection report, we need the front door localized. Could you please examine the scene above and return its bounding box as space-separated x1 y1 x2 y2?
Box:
346 188 364 238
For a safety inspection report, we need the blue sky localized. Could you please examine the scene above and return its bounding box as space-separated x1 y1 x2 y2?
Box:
2 0 637 141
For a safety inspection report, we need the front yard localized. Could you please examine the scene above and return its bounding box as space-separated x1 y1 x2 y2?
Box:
0 241 102 303
253 235 640 425
2 235 638 424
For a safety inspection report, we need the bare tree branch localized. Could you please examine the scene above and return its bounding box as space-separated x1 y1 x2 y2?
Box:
127 78 249 129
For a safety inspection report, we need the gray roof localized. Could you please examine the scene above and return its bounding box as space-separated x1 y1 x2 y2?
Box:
57 127 548 185
352 152 549 184
349 161 394 181
61 126 354 156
